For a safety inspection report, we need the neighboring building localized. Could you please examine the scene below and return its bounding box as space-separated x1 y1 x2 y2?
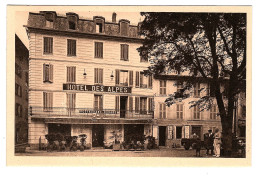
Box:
153 75 222 147
25 11 154 149
15 34 29 144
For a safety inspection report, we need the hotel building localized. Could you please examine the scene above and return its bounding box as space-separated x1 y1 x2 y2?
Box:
25 11 154 149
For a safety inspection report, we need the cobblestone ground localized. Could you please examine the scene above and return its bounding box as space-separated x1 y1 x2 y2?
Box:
16 148 220 158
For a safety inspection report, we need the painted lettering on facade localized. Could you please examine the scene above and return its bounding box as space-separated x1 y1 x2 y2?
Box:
63 83 132 93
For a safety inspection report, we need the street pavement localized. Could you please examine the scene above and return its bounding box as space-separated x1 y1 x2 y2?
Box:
15 147 219 158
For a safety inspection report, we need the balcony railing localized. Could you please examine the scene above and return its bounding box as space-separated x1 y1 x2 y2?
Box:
30 107 153 119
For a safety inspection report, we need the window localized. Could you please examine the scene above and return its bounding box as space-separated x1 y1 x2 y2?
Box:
159 103 166 119
135 71 140 87
94 68 103 84
140 97 147 114
120 22 128 36
94 95 103 111
148 75 153 88
135 97 140 113
43 92 53 111
148 98 154 113
15 83 22 97
15 103 22 118
45 12 54 28
67 39 76 56
67 93 76 112
177 81 183 92
129 97 133 112
140 50 148 62
25 90 28 101
43 64 53 83
210 105 217 120
25 72 29 84
140 72 148 88
120 44 129 61
193 106 200 120
194 83 200 98
94 42 103 58
96 23 103 33
67 66 76 83
160 80 167 95
176 104 183 119
69 21 76 30
176 126 182 139
68 15 77 30
15 63 21 78
119 70 128 86
43 37 53 54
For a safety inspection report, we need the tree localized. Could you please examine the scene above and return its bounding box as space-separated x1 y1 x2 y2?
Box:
138 12 246 156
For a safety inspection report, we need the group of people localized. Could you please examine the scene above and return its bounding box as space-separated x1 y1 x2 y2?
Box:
192 128 222 157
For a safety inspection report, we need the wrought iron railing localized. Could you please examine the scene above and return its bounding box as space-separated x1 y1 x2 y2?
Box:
30 106 154 119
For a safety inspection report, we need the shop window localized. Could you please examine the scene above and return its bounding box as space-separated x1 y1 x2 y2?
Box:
210 105 217 120
94 95 103 111
176 126 182 139
67 39 76 56
43 37 53 54
94 42 103 58
176 104 183 119
193 106 200 120
43 92 53 111
67 66 76 83
159 80 167 95
43 64 53 83
67 93 76 112
120 44 129 61
94 68 103 84
159 103 166 119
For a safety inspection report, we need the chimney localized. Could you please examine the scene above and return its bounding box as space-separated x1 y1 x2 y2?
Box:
112 12 117 23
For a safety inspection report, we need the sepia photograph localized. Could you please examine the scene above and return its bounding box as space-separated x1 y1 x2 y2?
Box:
7 5 251 167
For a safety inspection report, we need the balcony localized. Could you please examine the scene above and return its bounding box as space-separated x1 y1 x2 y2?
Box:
29 107 154 120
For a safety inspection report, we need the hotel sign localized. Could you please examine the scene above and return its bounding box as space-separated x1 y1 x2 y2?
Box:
63 83 132 93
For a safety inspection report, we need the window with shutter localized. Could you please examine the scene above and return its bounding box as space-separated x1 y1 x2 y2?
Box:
94 95 103 111
120 70 128 86
129 71 133 86
94 42 103 58
120 44 129 61
140 97 147 114
193 106 200 119
43 64 53 83
135 71 140 87
67 93 76 112
140 72 148 88
67 66 76 83
94 68 103 84
159 80 167 95
159 103 166 119
135 97 140 113
43 37 53 54
43 92 53 111
129 97 133 112
67 39 76 56
176 104 183 119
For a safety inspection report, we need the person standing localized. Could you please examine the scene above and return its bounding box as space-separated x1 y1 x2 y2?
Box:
213 128 222 157
204 129 214 155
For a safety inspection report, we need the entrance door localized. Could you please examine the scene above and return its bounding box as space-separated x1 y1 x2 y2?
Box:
159 126 166 146
192 126 201 139
120 96 128 118
48 124 71 136
92 125 104 147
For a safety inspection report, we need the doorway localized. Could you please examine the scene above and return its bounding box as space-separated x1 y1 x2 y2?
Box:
192 126 202 139
124 124 144 143
92 125 104 147
159 126 166 146
120 96 128 118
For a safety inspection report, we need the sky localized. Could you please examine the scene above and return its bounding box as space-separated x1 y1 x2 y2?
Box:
15 11 143 49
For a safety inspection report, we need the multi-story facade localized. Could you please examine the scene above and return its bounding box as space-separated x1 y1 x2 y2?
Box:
15 34 29 144
153 75 223 147
25 11 154 149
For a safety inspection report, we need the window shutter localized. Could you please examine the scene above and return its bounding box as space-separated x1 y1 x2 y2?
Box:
49 64 53 82
99 96 103 110
129 97 133 112
125 45 129 61
115 96 119 112
135 97 140 113
115 69 120 85
135 71 140 87
129 71 133 86
99 68 103 84
120 44 123 60
148 75 153 88
43 64 46 82
94 68 98 84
